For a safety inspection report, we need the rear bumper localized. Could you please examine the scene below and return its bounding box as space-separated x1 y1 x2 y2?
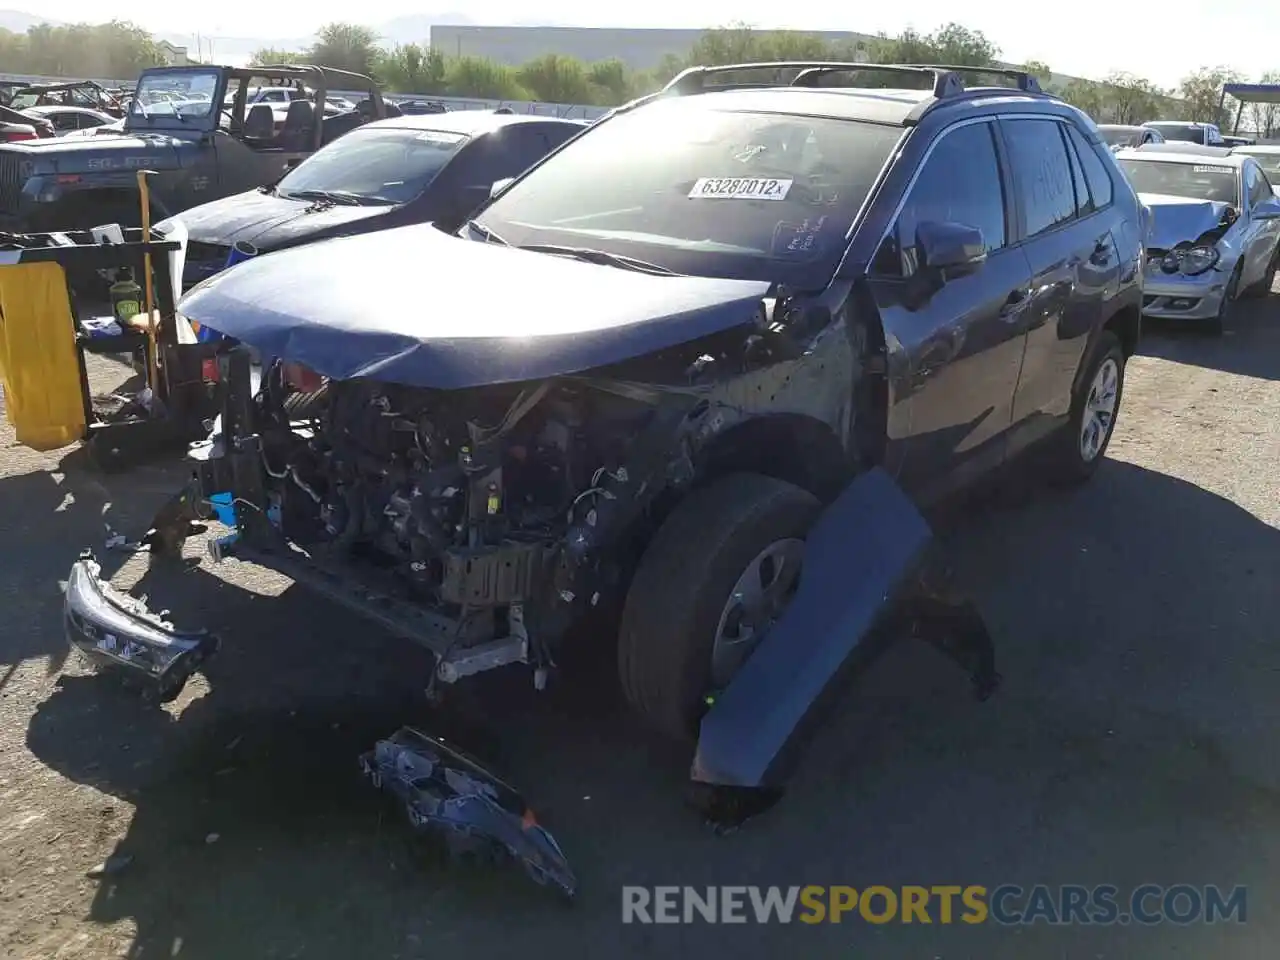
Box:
64 552 219 701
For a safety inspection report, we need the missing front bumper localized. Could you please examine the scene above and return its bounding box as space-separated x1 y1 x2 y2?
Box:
63 551 219 702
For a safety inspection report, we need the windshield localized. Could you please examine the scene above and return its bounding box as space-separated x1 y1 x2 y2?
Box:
1118 159 1239 204
1099 127 1143 148
276 126 468 205
130 70 219 123
474 98 904 286
1233 149 1280 179
1145 123 1206 144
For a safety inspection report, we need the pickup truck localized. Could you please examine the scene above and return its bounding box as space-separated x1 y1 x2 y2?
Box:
0 63 389 233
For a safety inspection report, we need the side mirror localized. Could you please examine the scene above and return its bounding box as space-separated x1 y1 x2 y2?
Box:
1253 197 1280 220
916 220 987 276
490 177 515 200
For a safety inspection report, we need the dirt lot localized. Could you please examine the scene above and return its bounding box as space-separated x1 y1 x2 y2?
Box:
1 303 1279 959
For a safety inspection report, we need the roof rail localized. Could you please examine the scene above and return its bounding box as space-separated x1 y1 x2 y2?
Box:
663 61 962 98
791 64 963 98
895 64 1044 94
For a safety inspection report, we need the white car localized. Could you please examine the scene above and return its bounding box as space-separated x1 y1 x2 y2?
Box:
1142 121 1226 148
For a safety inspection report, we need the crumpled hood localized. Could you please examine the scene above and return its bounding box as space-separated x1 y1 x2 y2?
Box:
1139 192 1233 248
0 131 188 173
178 223 772 389
181 189 393 252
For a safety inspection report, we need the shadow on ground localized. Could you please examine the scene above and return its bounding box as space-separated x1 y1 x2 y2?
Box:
1138 295 1280 380
17 452 1280 959
0 444 188 693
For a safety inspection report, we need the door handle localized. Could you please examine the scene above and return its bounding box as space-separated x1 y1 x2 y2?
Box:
1090 238 1112 265
998 287 1028 319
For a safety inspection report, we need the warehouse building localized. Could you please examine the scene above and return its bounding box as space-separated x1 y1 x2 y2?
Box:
424 25 1101 89
427 25 879 73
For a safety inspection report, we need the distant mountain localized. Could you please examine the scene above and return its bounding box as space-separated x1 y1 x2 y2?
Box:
0 9 63 32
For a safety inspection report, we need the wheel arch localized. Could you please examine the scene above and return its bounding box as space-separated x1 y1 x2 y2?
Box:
1104 303 1141 358
693 413 855 504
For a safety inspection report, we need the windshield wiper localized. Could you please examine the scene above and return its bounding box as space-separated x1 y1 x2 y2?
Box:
283 189 370 206
465 219 508 244
516 243 680 276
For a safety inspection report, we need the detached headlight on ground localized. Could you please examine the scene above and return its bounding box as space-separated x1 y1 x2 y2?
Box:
63 552 219 701
1161 245 1220 276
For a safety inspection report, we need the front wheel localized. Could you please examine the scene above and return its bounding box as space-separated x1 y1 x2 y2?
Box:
1205 263 1243 336
1242 247 1279 300
617 473 820 742
1049 331 1126 484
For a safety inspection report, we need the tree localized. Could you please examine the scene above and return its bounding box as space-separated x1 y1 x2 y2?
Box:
308 22 380 77
1177 66 1243 127
516 53 595 104
0 20 165 79
444 56 528 100
1021 59 1052 81
249 48 306 67
869 23 998 67
1060 78 1104 117
1095 71 1164 124
928 23 999 66
586 58 634 104
1246 70 1280 139
378 44 448 94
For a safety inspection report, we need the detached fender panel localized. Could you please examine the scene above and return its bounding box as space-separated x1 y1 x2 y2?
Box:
691 466 931 789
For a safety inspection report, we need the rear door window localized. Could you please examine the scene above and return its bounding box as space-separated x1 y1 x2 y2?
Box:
1001 118 1078 238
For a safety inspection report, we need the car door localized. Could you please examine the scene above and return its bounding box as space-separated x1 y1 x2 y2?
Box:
1240 160 1280 286
1002 117 1121 445
866 118 1032 503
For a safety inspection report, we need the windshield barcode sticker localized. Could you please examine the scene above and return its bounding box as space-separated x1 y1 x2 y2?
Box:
1192 165 1233 174
688 177 793 200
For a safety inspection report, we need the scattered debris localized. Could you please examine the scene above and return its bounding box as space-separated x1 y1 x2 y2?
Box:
360 727 576 901
85 852 133 879
205 832 220 845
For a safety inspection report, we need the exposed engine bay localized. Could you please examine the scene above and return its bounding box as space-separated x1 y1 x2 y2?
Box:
245 370 665 683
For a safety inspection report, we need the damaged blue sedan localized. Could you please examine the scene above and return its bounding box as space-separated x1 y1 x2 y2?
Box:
66 62 1144 812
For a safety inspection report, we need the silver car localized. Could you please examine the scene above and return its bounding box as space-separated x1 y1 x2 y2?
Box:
1097 124 1165 151
1115 147 1280 333
1230 143 1280 183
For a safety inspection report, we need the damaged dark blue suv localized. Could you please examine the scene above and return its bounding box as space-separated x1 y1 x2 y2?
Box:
66 63 1143 799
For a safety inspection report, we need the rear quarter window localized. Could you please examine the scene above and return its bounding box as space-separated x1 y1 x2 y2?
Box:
1066 124 1115 208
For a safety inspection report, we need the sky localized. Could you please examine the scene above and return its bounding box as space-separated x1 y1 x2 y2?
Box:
33 0 1280 89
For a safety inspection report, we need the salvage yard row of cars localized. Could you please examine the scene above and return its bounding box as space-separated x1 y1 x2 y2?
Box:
7 60 1280 858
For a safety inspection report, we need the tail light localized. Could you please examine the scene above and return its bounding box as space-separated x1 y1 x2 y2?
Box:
2 130 35 142
283 361 324 393
201 358 220 383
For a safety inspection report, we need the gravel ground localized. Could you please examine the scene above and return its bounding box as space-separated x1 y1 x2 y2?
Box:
1 301 1279 959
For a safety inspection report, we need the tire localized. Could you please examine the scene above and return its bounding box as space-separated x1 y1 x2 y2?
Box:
617 473 821 742
1048 330 1125 484
1205 263 1243 336
283 383 330 419
1242 247 1279 300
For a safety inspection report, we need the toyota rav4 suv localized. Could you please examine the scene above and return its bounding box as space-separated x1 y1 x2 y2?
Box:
65 62 1144 788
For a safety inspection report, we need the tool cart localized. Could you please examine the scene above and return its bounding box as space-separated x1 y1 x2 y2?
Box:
0 224 224 470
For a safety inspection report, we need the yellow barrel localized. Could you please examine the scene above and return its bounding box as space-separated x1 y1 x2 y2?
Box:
0 261 87 451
